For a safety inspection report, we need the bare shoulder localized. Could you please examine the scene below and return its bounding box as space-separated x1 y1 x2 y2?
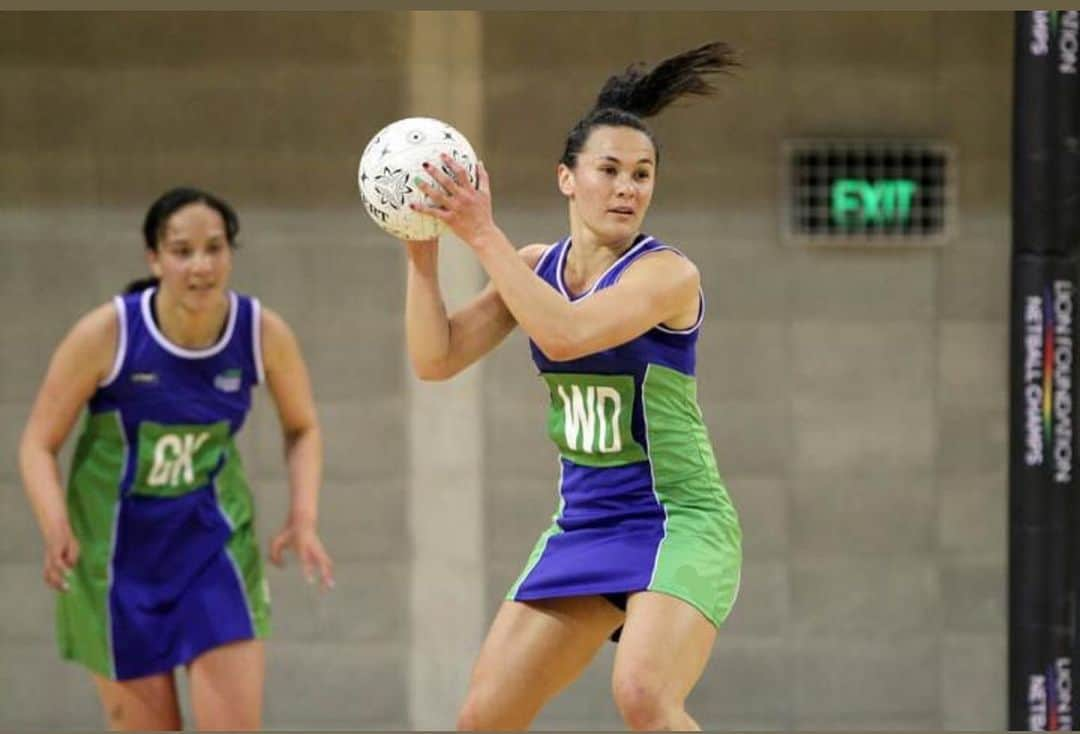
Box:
79 300 121 338
259 304 291 336
59 300 120 381
68 300 121 352
518 242 554 270
623 247 700 287
258 304 302 359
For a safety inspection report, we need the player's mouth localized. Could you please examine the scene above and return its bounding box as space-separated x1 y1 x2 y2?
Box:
608 206 635 216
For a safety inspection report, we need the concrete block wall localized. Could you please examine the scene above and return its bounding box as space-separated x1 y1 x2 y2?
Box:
1 11 1011 730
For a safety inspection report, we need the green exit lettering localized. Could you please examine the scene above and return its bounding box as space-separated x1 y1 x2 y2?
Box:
831 179 919 226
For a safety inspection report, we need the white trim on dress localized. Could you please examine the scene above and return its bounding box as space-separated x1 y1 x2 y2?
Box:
140 288 238 359
99 296 128 387
555 235 655 301
251 298 265 385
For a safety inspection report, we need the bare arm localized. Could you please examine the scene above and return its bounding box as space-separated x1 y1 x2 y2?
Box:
414 158 701 361
473 231 699 361
261 307 334 588
404 239 548 380
19 302 117 590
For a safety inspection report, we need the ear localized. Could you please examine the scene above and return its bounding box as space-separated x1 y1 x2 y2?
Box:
145 248 163 279
557 163 575 198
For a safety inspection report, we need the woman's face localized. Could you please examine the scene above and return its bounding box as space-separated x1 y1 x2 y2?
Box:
558 125 656 245
147 202 233 311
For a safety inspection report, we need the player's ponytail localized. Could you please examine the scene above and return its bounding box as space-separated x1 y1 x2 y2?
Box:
559 41 737 169
123 276 160 294
595 41 736 119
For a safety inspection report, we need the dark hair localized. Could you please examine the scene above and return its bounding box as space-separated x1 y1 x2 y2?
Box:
124 186 240 293
558 41 738 169
123 276 162 294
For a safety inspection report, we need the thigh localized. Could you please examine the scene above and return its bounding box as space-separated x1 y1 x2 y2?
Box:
467 596 624 718
188 639 265 732
93 671 182 731
613 591 718 703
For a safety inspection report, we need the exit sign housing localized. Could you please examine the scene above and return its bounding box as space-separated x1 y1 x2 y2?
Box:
782 139 954 246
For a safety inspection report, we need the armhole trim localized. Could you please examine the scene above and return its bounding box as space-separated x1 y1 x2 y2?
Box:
99 296 127 388
532 240 561 274
612 243 704 335
655 287 705 335
252 298 265 385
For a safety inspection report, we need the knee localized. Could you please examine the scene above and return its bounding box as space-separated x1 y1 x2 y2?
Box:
456 677 539 732
612 669 673 731
455 684 501 732
456 692 486 732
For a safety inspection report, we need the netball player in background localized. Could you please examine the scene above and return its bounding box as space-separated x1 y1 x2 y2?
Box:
399 42 743 731
19 187 334 731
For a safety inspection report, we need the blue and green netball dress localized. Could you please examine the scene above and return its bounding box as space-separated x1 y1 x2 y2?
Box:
58 287 270 680
508 234 742 630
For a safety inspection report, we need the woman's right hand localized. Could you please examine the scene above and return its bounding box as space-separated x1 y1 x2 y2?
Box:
42 522 79 592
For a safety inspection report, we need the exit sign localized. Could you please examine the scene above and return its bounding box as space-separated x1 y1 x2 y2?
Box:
782 139 954 245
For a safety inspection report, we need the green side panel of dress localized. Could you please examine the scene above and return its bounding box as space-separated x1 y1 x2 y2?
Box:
57 411 124 678
643 364 742 627
214 439 270 637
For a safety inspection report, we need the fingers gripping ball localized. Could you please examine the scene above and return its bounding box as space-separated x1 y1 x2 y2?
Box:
358 117 479 240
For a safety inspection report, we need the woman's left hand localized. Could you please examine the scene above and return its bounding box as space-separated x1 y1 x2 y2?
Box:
269 519 335 591
412 155 497 247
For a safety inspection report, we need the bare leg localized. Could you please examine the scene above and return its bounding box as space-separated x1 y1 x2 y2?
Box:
611 592 718 731
188 639 265 731
457 595 624 731
92 671 183 731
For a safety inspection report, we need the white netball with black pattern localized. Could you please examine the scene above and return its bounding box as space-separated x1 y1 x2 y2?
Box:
357 116 479 241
